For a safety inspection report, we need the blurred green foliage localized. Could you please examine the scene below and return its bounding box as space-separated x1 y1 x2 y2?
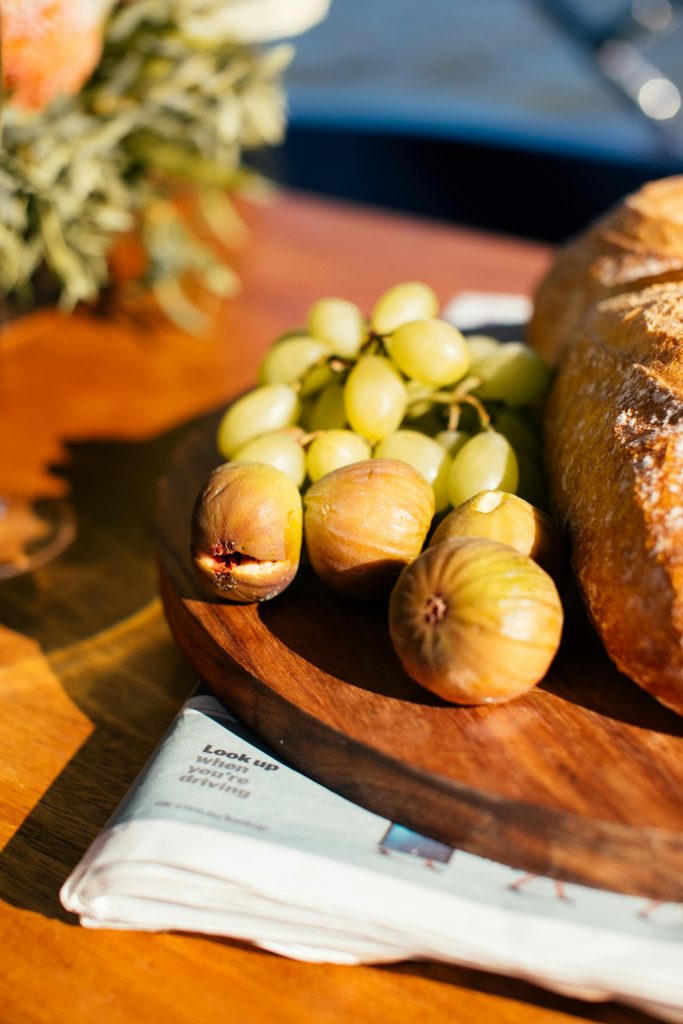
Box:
0 0 294 326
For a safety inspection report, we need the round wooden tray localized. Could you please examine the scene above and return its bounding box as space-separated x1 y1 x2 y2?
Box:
157 413 683 901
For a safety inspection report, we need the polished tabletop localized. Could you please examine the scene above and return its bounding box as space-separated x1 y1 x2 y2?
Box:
0 190 655 1023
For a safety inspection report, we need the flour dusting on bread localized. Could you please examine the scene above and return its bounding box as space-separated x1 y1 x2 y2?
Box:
531 181 683 714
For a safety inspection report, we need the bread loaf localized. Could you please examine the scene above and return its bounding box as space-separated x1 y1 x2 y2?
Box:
528 178 683 715
528 176 683 365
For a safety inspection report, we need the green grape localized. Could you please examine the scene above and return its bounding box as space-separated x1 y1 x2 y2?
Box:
232 431 306 488
306 429 371 481
466 334 500 369
434 429 470 458
343 355 407 442
307 297 365 359
475 342 551 408
258 334 330 387
307 380 347 431
387 318 470 387
494 409 542 464
375 429 452 512
370 281 439 335
448 431 519 508
217 384 301 458
300 361 335 398
298 396 316 432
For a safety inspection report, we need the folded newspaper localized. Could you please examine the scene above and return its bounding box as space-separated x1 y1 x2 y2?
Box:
62 295 683 1021
62 690 683 1021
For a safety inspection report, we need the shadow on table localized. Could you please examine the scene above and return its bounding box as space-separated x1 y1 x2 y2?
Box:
0 418 217 921
384 960 660 1024
539 584 683 738
201 935 661 1024
260 568 446 706
0 418 206 651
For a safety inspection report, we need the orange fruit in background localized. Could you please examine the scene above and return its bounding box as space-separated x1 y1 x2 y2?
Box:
1 0 116 110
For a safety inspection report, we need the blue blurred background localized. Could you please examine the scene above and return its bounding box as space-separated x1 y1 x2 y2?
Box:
263 0 683 240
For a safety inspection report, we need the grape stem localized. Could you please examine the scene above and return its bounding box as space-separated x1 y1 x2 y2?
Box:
278 426 311 447
295 354 350 394
298 431 320 449
455 394 493 432
405 383 437 406
451 374 481 401
360 331 388 357
446 375 493 432
403 374 493 432
404 398 434 419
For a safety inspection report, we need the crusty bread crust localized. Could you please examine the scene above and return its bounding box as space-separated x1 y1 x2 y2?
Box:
528 176 683 366
543 280 683 713
529 178 683 712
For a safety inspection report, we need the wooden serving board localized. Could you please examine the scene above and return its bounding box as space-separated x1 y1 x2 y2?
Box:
157 413 683 902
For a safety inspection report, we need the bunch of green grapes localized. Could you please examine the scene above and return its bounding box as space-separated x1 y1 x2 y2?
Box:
216 282 551 515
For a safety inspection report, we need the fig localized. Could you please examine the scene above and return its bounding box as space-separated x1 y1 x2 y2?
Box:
429 490 565 586
389 537 563 704
303 458 435 600
191 462 302 602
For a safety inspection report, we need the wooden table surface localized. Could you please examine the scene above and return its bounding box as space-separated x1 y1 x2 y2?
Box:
0 190 656 1024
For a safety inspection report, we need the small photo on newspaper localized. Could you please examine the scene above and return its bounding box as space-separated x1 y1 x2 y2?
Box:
61 688 683 1023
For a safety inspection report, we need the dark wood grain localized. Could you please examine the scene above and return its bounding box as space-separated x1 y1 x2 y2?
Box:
157 413 683 902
